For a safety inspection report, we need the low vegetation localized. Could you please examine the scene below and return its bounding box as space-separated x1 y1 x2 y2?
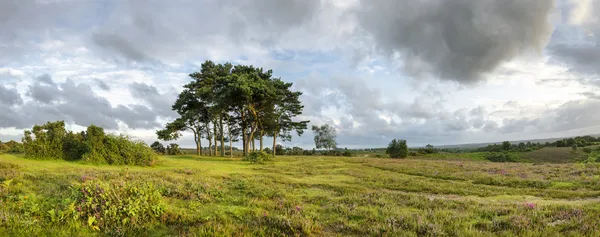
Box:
2 154 600 236
20 121 157 166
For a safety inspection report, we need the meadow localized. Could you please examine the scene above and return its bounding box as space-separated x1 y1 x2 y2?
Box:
2 150 600 236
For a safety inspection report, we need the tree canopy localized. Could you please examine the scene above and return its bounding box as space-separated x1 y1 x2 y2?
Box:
311 124 337 151
157 60 309 157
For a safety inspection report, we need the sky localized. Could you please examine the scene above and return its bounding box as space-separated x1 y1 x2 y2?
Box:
1 0 600 149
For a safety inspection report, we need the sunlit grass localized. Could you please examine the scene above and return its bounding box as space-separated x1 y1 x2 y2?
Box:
1 153 600 236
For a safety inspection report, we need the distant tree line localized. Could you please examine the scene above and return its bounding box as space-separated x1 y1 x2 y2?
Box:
157 60 309 158
21 121 157 166
0 140 24 154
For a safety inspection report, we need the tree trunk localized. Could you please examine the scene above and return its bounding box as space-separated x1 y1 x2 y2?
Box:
249 123 256 152
252 137 255 152
226 116 233 158
207 125 212 156
272 131 277 157
213 120 218 156
259 130 263 151
198 130 202 156
219 117 225 157
193 129 200 156
241 111 247 156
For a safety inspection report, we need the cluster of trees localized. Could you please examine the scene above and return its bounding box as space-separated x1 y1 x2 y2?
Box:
21 121 157 166
263 145 353 157
475 136 600 153
157 60 309 158
0 140 23 153
552 136 598 148
386 139 409 158
150 141 183 155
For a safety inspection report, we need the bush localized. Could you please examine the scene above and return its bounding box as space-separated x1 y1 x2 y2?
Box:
485 152 519 163
342 148 353 157
22 121 157 166
386 139 408 159
583 147 593 153
166 143 182 155
242 151 273 164
72 179 166 235
150 141 166 154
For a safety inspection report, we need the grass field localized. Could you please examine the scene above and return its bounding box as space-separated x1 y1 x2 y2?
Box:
2 153 600 236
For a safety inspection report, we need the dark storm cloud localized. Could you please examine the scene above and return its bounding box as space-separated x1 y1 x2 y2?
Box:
355 0 555 83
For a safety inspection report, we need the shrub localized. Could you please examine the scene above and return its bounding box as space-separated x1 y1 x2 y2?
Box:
583 147 593 153
386 139 408 159
242 151 273 164
72 179 166 235
150 141 166 154
485 152 519 163
166 143 182 155
22 121 157 166
342 148 353 157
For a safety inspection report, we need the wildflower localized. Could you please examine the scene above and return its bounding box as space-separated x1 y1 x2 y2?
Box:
295 205 302 212
23 195 28 199
263 212 268 217
524 202 535 209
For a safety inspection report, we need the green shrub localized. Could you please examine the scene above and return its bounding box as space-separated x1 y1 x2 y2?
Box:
386 139 408 159
583 147 593 153
72 179 166 235
242 151 273 164
166 143 182 155
22 121 157 166
485 152 519 162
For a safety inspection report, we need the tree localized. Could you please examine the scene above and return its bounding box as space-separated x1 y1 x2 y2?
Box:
266 79 309 156
150 141 166 154
311 124 337 151
166 143 182 155
386 139 408 159
502 141 511 151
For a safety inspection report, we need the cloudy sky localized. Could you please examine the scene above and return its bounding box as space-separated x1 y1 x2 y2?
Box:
1 0 600 149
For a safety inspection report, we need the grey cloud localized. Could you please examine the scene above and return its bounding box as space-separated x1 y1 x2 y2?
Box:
128 82 177 118
0 75 164 130
0 85 22 106
92 32 152 63
355 0 555 83
88 0 321 64
94 79 111 91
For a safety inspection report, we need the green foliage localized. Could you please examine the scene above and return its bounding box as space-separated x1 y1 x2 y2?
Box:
166 143 183 155
583 147 593 153
0 140 24 154
22 121 157 166
159 60 309 157
72 179 166 235
502 141 511 151
150 141 166 154
242 151 273 164
311 124 337 151
485 152 519 162
386 139 408 159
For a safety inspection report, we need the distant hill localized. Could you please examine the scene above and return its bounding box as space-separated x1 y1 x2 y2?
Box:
433 134 600 149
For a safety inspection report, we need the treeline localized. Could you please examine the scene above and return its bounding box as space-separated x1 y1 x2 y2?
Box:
263 145 354 157
0 140 23 153
22 121 157 166
475 136 599 153
157 60 308 158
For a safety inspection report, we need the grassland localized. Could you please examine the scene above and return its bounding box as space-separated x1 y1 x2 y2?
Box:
2 152 600 236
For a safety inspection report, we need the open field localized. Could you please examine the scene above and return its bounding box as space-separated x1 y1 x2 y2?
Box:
2 154 600 236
